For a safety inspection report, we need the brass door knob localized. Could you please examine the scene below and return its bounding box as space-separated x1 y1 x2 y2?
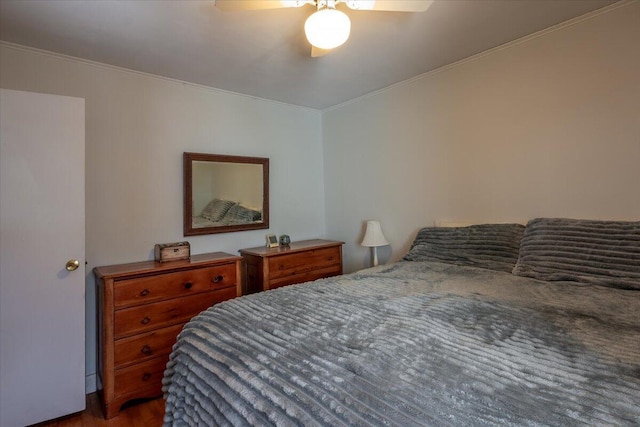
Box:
65 259 80 271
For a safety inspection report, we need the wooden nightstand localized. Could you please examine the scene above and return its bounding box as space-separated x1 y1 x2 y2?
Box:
93 252 241 418
239 239 344 294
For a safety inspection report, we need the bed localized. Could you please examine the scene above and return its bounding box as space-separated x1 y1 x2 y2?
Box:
162 218 640 426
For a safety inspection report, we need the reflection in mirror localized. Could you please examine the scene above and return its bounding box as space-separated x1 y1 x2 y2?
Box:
184 153 269 236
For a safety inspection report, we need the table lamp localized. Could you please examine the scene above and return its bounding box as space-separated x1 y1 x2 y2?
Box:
361 220 389 267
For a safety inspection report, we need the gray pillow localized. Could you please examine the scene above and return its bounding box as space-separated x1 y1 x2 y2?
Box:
221 204 261 223
512 218 640 290
201 199 235 222
403 223 525 272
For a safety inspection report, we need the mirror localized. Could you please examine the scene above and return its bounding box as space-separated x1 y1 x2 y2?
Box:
184 152 269 236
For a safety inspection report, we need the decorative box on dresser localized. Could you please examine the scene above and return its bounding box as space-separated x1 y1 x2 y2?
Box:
94 252 241 419
239 239 344 294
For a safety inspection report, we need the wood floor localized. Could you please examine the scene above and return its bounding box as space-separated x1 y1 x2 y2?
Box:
32 393 165 427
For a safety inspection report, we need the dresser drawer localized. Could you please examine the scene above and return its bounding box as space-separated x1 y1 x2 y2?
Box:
268 247 340 280
114 263 236 309
113 356 167 399
114 323 184 368
270 264 342 289
114 288 235 339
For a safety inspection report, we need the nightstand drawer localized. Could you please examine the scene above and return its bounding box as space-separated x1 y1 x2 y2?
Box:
114 288 235 339
113 356 167 399
114 323 184 368
268 247 340 279
114 264 236 309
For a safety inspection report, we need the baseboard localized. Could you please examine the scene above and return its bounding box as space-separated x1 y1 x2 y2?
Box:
85 373 97 394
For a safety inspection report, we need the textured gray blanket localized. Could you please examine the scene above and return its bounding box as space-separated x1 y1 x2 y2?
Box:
162 261 640 426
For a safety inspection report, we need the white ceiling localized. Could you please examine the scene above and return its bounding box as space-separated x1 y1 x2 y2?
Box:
0 0 618 110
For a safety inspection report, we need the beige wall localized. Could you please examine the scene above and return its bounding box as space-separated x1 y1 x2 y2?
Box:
0 44 325 391
323 2 640 273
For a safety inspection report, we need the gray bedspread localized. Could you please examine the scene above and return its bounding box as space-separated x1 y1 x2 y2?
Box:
162 261 640 426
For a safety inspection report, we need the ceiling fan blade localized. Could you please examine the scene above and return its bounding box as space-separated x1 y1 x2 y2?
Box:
215 0 307 12
311 46 331 58
344 0 434 12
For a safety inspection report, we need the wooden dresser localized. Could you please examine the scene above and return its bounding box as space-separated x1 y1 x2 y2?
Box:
239 239 344 294
94 252 241 419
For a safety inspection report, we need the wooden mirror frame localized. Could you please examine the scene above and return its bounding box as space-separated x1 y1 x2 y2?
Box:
183 152 269 236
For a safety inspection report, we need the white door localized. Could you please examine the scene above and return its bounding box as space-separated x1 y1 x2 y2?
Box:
0 89 86 426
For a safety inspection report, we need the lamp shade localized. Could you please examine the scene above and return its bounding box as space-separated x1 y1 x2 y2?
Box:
304 8 351 50
361 220 389 247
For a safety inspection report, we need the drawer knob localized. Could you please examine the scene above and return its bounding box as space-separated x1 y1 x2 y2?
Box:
212 275 224 283
140 289 150 297
142 373 152 381
141 345 152 355
184 282 193 289
141 317 151 325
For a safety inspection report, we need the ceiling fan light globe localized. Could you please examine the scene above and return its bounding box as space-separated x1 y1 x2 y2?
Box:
304 9 351 50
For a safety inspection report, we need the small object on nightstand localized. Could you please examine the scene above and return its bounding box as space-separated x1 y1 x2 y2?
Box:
279 234 291 246
154 241 190 263
266 234 279 248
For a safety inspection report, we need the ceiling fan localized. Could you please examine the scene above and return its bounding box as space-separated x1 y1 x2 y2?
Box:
215 0 434 57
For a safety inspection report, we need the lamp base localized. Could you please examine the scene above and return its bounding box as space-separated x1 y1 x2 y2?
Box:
372 247 379 267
